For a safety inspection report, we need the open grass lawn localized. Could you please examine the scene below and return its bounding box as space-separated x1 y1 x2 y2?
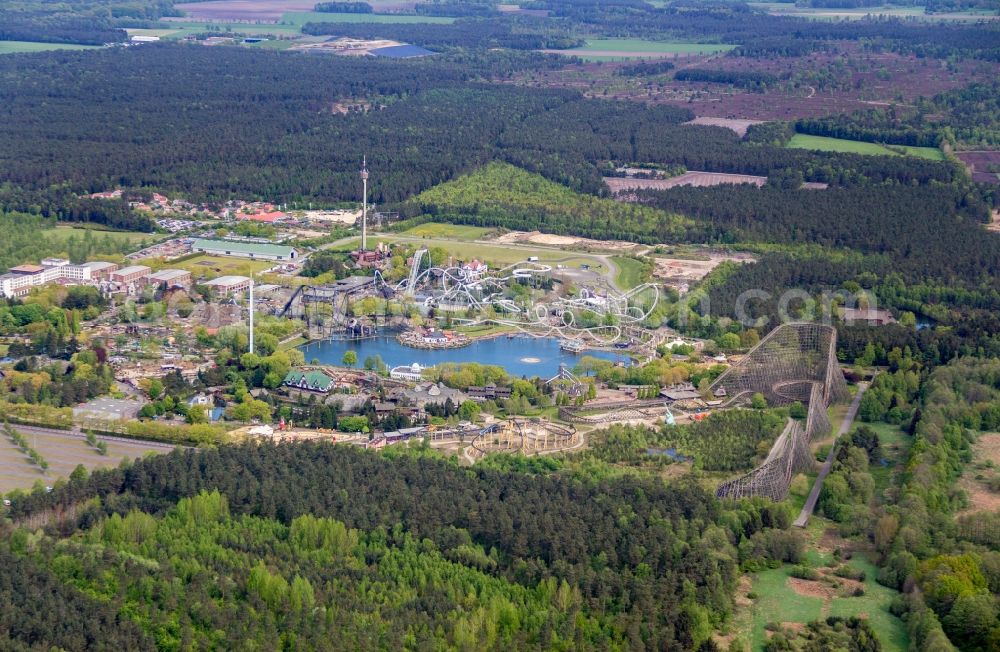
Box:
553 38 735 61
788 134 944 160
610 255 648 289
867 422 912 498
159 21 303 39
0 41 101 54
155 254 274 279
364 234 608 269
401 223 494 241
41 225 157 246
743 552 908 651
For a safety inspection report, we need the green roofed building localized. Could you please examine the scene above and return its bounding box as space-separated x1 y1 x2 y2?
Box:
283 370 334 393
191 238 297 261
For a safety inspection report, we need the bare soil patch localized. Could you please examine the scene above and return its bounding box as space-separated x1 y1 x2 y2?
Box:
959 477 1000 514
686 116 762 136
958 433 1000 514
735 574 754 607
789 577 837 600
606 171 766 192
975 432 1000 465
492 230 642 252
957 151 1000 185
652 251 755 283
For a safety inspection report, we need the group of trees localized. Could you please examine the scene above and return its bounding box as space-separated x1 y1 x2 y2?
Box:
791 80 1000 150
581 410 784 472
0 213 143 275
674 68 780 90
868 359 1000 650
5 441 803 650
524 0 1000 61
1 351 113 409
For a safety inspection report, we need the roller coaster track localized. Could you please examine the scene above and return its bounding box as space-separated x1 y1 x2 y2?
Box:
466 418 578 460
558 399 674 424
395 254 659 346
405 248 427 297
712 323 848 502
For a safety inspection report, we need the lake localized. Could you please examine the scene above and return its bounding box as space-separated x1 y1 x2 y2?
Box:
299 334 630 377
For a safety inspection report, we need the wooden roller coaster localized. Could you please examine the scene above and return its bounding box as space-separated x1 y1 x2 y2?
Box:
465 418 580 461
711 322 848 502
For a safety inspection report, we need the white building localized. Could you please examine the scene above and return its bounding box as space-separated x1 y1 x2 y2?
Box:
462 259 488 280
203 275 252 295
147 268 193 288
0 259 94 298
390 362 428 381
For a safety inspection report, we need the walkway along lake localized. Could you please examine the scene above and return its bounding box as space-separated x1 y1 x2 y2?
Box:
299 335 630 378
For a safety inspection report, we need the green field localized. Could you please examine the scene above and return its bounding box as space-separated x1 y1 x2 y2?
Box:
150 253 274 279
862 421 912 498
158 21 302 39
41 226 156 246
401 223 494 241
0 41 101 54
787 134 945 160
742 554 908 651
344 233 608 270
610 256 648 290
560 38 735 60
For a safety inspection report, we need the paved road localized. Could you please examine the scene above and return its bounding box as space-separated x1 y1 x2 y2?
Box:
793 382 869 528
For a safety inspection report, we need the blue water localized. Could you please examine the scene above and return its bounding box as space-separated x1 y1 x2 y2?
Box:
646 448 692 462
299 335 630 378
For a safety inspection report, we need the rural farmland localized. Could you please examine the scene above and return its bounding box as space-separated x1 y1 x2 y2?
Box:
0 426 172 494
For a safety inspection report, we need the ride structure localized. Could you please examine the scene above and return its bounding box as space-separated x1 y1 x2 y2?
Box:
710 322 849 502
390 252 660 346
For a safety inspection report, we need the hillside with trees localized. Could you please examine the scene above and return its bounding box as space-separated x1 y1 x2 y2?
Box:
402 162 692 242
3 441 805 650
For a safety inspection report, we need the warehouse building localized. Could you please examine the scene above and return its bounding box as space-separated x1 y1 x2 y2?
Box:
81 261 119 280
111 265 152 285
191 238 296 261
147 268 192 289
203 275 252 296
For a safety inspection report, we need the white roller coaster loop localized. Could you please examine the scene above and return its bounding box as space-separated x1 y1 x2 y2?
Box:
383 256 659 346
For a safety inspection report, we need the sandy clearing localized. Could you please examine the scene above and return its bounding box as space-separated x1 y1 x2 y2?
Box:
686 116 763 137
606 172 767 192
652 251 755 282
788 577 837 600
975 432 1000 465
492 230 642 252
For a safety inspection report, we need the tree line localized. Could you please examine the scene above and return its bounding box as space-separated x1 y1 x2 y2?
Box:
5 441 804 650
